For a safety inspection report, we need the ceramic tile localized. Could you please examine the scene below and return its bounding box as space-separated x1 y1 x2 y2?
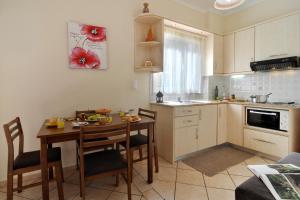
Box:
227 163 253 177
114 178 141 195
177 169 205 186
177 161 196 171
152 180 175 200
48 183 79 200
72 187 111 200
88 176 116 191
0 191 30 200
230 175 250 187
142 189 163 200
14 182 56 200
204 173 235 190
245 156 268 165
206 188 235 200
107 192 141 200
175 183 208 200
132 174 153 193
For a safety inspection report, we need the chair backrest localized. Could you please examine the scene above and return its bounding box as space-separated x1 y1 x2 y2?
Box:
79 123 130 153
138 108 157 120
3 117 24 171
75 110 96 119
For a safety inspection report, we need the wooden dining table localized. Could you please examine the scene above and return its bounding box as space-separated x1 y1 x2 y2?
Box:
37 114 155 200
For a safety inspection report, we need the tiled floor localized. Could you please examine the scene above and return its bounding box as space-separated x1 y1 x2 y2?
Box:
0 155 276 200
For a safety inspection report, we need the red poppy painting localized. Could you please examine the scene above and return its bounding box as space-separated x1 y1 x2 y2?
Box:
68 22 108 70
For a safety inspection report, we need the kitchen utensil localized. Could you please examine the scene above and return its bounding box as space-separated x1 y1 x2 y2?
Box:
255 93 272 103
250 95 256 103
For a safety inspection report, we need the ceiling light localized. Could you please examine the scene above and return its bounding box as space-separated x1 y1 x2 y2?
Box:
214 0 245 10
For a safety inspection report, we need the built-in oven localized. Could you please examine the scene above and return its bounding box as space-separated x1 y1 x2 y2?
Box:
246 107 289 132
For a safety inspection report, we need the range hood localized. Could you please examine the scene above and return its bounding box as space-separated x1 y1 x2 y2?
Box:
250 56 300 72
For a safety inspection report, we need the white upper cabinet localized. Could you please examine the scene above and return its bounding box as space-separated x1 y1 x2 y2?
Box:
205 34 223 75
234 28 254 73
255 14 300 61
223 33 235 74
213 34 224 74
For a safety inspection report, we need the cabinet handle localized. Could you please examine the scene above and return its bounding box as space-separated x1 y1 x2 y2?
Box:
269 54 280 57
199 110 202 120
187 110 192 113
253 138 275 145
219 107 221 118
186 120 192 123
195 128 199 140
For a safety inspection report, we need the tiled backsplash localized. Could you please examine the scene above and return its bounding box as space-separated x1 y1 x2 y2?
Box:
207 70 300 103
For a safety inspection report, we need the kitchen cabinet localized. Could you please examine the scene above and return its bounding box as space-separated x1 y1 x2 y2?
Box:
244 128 288 158
205 34 223 75
234 28 254 73
223 33 235 74
227 104 244 146
213 34 224 74
255 14 300 61
198 105 218 150
175 126 198 157
217 104 228 144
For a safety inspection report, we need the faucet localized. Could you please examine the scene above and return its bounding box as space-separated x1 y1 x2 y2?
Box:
177 96 182 103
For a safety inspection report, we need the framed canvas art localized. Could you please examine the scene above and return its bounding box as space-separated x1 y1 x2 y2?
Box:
68 22 108 70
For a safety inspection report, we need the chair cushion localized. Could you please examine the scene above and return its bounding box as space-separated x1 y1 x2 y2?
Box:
119 134 148 148
13 147 61 170
235 152 300 200
84 150 127 177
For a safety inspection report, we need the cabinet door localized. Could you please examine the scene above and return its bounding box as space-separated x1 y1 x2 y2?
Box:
235 28 254 73
223 33 235 74
255 14 300 61
214 34 224 74
227 104 244 146
175 126 198 157
217 104 227 144
198 105 217 150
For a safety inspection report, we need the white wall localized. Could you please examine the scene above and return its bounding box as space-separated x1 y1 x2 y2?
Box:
224 0 300 33
0 0 224 181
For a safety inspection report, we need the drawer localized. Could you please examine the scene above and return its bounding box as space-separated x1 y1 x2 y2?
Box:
244 129 288 158
174 115 198 128
174 107 198 117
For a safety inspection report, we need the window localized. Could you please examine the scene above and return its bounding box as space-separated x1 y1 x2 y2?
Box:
152 25 206 96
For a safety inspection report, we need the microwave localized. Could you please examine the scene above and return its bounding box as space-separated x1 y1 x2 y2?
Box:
246 107 289 132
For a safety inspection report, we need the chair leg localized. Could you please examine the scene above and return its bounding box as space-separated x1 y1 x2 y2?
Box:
79 166 85 199
17 174 22 193
154 144 159 173
7 173 13 200
127 169 132 200
130 149 134 183
76 143 79 170
59 161 65 182
138 147 143 160
116 174 120 187
55 163 64 200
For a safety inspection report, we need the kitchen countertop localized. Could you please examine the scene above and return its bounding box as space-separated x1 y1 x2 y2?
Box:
150 100 300 110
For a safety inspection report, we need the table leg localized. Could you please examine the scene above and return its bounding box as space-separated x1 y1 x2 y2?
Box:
41 138 49 200
147 123 154 183
47 144 54 180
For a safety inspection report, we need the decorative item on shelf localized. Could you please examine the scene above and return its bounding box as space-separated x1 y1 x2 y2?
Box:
143 2 150 13
146 26 154 41
144 60 153 67
156 91 164 103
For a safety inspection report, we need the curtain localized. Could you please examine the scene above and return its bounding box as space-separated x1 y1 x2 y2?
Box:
153 26 205 95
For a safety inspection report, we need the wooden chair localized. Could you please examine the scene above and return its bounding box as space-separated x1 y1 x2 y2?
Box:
75 110 113 170
3 117 64 200
79 123 132 200
119 108 159 178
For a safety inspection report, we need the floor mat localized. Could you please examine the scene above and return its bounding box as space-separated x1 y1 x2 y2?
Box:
183 145 254 177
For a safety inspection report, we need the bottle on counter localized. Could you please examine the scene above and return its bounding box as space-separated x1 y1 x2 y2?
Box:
214 86 219 100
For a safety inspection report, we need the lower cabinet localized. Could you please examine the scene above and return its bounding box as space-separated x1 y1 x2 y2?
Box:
244 128 289 158
217 104 228 144
198 105 218 150
227 104 244 146
175 126 198 157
